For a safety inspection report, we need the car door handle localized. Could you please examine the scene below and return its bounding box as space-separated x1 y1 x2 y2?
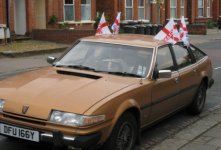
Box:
174 77 180 84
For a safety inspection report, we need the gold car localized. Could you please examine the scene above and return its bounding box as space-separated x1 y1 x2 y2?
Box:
0 34 214 150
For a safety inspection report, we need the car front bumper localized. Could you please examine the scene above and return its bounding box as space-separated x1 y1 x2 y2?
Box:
0 122 101 149
41 131 101 149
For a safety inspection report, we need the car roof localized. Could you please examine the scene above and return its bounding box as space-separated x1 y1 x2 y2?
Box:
80 34 166 48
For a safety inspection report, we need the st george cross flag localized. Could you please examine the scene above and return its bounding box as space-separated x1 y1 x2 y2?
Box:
154 18 180 44
96 13 111 36
111 12 121 34
179 16 190 46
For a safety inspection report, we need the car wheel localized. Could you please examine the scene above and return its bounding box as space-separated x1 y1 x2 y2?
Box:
103 112 138 150
188 81 207 115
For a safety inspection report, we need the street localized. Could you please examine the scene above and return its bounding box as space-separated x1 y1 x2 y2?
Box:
0 39 221 150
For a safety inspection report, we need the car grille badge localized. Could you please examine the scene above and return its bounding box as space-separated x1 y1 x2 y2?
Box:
22 105 29 114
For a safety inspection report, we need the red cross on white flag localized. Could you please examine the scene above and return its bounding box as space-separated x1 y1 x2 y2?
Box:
154 18 180 44
111 12 121 34
180 16 190 46
96 13 112 36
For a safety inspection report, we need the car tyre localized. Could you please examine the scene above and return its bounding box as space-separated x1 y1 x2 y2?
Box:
103 112 138 150
188 81 207 115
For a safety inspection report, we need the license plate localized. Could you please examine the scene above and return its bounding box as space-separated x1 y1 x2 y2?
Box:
0 123 39 142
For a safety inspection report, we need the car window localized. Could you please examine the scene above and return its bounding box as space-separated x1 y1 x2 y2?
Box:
189 45 206 61
172 45 192 69
57 41 153 78
156 46 175 71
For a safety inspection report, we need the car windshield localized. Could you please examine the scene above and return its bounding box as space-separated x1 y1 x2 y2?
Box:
56 41 153 78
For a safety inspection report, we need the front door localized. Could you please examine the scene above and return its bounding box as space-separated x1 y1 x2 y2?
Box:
14 0 26 35
150 45 180 122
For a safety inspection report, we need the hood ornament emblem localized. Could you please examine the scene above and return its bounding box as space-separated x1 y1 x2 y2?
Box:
22 105 29 114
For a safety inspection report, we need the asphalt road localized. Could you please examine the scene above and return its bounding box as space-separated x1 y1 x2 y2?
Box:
0 40 221 150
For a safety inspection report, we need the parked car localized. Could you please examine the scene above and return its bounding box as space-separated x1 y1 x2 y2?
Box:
0 34 214 150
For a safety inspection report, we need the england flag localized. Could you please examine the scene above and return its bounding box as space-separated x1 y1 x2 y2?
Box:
96 13 112 36
111 12 121 34
154 18 180 44
180 16 190 46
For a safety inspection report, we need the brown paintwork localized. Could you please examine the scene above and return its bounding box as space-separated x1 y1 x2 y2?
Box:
0 34 213 146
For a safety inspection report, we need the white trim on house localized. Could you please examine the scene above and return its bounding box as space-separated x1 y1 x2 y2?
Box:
81 0 92 21
125 0 133 20
63 0 75 21
180 0 185 17
207 0 211 17
198 0 204 17
170 0 177 18
138 0 145 20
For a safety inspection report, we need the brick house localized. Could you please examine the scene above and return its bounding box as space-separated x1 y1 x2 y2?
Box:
0 0 221 38
0 0 97 36
97 0 221 24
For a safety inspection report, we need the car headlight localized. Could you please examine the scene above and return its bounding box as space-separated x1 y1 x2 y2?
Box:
49 110 105 127
0 99 5 112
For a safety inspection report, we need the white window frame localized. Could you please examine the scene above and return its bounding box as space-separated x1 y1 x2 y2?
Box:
207 0 211 17
180 0 185 17
64 0 75 21
138 0 145 20
198 0 204 17
81 0 91 21
170 0 177 18
125 0 133 20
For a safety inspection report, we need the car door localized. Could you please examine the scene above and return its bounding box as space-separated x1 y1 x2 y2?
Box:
171 44 199 107
150 45 181 122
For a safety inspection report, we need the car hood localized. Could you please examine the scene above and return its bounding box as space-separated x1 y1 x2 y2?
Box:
0 67 138 120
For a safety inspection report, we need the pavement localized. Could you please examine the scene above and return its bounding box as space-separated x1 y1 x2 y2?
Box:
0 28 221 150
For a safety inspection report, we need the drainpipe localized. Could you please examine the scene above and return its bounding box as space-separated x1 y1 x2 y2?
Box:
6 0 11 43
118 0 120 12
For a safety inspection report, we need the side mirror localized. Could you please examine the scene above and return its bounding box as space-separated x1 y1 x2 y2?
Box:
47 56 57 65
159 70 172 78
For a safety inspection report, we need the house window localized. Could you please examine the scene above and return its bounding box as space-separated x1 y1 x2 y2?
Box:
198 0 204 17
81 0 91 21
138 0 145 20
170 0 177 18
180 0 185 17
64 0 75 21
125 0 133 20
207 0 211 17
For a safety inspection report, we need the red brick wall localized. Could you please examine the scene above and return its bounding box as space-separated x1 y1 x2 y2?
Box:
212 0 220 21
32 29 96 44
10 0 15 32
151 4 157 24
0 0 3 24
96 0 115 23
26 0 35 35
46 0 64 26
0 0 6 24
75 0 81 21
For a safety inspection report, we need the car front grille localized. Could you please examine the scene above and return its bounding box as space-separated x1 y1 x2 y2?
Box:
3 112 46 126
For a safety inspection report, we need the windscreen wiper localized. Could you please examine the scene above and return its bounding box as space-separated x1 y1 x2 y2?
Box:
55 65 96 71
107 71 143 78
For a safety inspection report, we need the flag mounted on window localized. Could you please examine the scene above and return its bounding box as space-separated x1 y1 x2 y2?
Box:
154 18 180 44
111 12 121 34
96 13 111 36
179 16 190 46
